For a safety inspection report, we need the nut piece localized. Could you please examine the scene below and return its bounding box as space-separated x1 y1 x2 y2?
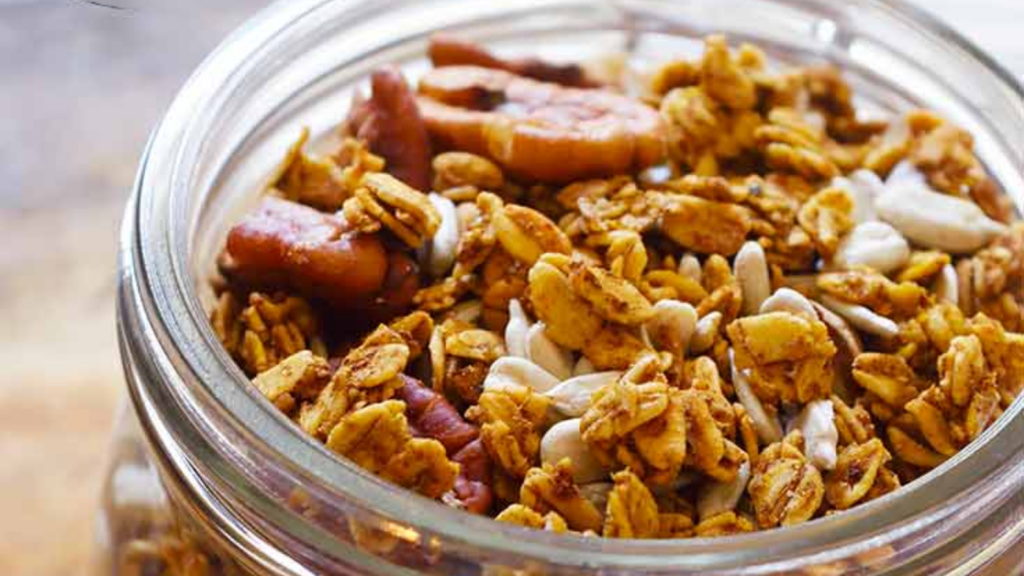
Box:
604 469 661 538
224 198 389 310
504 298 531 358
690 311 724 355
734 241 771 316
659 194 751 256
493 204 572 265
526 323 575 380
697 460 751 521
875 179 1007 253
540 419 609 484
759 287 817 319
829 169 884 224
935 263 959 305
748 437 825 528
484 356 560 395
642 299 698 359
832 221 911 275
789 400 839 471
818 295 899 339
544 371 622 417
418 65 665 183
423 193 460 277
345 67 433 191
730 350 783 444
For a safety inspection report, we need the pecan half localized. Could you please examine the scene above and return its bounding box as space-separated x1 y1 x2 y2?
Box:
417 66 665 183
346 66 432 191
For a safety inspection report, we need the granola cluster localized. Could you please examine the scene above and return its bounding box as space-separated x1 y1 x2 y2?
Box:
209 33 1022 540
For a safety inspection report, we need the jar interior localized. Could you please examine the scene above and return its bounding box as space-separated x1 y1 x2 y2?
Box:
138 0 1024 573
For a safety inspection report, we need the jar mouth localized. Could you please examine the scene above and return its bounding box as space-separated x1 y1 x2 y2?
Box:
122 0 1024 572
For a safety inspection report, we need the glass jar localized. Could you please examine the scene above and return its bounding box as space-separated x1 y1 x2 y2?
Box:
97 0 1024 574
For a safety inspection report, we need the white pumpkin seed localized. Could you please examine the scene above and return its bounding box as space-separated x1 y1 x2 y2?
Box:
642 299 697 357
689 311 723 354
505 299 531 359
423 193 460 276
935 263 959 305
819 295 899 339
734 241 771 316
788 399 838 470
729 350 782 444
696 460 751 520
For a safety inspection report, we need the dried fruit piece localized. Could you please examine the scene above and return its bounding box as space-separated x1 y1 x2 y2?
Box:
418 65 665 182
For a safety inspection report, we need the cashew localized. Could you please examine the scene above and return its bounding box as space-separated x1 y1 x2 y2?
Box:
729 349 782 444
759 287 817 320
505 298 531 359
678 253 703 284
689 311 723 354
831 169 884 224
832 221 910 274
875 179 1007 253
734 241 771 316
423 193 461 276
573 356 596 377
544 371 623 417
885 160 927 187
642 300 697 358
526 322 575 380
696 460 751 520
485 356 560 394
788 399 838 470
540 418 609 484
818 295 899 339
935 263 959 305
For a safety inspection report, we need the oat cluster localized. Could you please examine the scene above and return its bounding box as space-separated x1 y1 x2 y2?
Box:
210 33 1023 542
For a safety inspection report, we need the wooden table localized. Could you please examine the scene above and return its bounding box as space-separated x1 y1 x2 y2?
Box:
0 1 1020 575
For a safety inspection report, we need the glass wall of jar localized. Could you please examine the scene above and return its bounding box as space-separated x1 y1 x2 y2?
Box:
97 0 1024 574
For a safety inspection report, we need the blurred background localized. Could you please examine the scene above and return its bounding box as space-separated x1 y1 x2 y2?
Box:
0 1 1020 574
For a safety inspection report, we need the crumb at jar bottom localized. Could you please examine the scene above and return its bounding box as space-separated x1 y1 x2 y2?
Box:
98 0 1024 574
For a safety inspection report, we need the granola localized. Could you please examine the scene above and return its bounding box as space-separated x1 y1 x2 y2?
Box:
207 33 1023 542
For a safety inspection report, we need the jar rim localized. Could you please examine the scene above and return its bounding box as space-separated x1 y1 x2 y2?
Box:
121 0 1024 572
